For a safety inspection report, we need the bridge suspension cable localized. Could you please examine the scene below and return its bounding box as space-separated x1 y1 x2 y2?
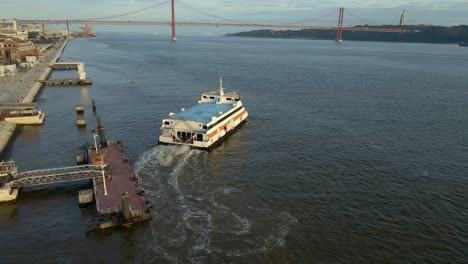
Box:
79 0 169 21
287 9 338 25
345 9 375 26
177 0 247 24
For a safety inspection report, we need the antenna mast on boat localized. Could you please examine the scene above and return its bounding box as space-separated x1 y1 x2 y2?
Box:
219 75 224 96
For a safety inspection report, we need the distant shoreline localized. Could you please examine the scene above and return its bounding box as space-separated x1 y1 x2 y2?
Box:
226 25 468 44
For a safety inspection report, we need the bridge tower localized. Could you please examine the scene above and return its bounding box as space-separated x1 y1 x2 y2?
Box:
171 0 176 41
66 19 70 37
336 7 344 43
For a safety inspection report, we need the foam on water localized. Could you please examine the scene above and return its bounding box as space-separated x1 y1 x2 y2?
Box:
135 145 297 262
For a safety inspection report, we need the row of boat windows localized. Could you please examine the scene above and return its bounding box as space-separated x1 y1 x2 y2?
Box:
206 106 243 130
202 95 239 101
164 120 208 130
175 131 203 142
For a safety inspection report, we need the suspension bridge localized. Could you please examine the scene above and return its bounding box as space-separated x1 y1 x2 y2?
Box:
13 0 409 42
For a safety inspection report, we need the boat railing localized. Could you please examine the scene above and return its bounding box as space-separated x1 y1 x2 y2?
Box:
131 209 145 217
99 207 119 214
184 133 197 144
107 139 119 145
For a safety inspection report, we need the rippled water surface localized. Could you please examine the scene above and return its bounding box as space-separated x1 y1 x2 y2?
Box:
0 34 467 263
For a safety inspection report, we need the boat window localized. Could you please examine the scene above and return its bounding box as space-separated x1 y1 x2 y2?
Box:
203 96 207 99
196 134 203 141
210 96 215 99
164 121 170 125
203 125 207 129
234 98 239 101
226 98 231 101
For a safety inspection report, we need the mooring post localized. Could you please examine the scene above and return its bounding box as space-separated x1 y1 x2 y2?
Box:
121 192 131 223
92 99 96 112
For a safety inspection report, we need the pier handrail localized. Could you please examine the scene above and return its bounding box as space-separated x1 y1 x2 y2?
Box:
8 164 106 187
131 209 145 217
12 164 105 178
99 207 119 214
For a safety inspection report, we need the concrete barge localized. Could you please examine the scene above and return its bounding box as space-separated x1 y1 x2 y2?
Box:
87 141 151 229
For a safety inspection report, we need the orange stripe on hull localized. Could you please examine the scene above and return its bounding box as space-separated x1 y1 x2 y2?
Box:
209 109 248 139
234 109 247 122
209 130 218 138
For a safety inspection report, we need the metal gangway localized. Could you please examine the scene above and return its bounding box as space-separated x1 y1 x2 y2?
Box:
8 165 105 188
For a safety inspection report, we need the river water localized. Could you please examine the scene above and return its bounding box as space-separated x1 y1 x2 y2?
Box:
0 34 467 263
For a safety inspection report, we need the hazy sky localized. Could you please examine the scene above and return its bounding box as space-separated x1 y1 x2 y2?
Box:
2 0 466 35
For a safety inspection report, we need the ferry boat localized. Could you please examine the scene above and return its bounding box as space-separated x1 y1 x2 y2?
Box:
159 78 248 149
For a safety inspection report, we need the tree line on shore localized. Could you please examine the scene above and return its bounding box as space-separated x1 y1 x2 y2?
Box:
226 25 468 44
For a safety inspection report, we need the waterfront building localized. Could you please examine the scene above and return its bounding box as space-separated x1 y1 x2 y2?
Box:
0 20 18 31
0 38 39 63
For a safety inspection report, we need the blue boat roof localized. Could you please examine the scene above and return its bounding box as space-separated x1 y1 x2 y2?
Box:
172 102 235 123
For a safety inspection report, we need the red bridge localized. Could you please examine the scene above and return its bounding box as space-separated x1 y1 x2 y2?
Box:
16 0 409 42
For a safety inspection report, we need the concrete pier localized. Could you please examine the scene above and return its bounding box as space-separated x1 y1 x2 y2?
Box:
0 37 70 155
38 78 92 86
78 189 94 206
76 118 86 127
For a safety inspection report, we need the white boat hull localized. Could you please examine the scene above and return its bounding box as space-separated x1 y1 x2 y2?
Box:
159 109 248 149
159 80 248 150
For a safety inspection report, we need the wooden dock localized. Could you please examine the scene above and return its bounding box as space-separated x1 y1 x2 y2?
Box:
38 78 93 86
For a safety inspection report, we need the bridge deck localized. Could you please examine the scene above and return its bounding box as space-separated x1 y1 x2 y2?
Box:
93 143 148 217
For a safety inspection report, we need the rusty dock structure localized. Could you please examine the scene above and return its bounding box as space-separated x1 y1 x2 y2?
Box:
85 118 151 228
38 78 93 86
39 62 93 87
0 118 151 230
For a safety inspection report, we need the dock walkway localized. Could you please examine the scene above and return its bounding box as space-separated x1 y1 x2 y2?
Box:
8 164 104 188
93 143 149 218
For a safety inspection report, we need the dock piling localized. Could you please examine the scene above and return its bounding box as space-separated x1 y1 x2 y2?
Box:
76 105 84 114
79 189 94 207
97 117 107 145
121 192 131 224
76 118 86 127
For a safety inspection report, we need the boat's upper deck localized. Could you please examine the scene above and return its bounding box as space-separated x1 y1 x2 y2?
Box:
171 102 236 123
164 78 243 124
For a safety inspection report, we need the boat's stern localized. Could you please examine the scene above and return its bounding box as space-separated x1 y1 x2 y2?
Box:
159 118 211 149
